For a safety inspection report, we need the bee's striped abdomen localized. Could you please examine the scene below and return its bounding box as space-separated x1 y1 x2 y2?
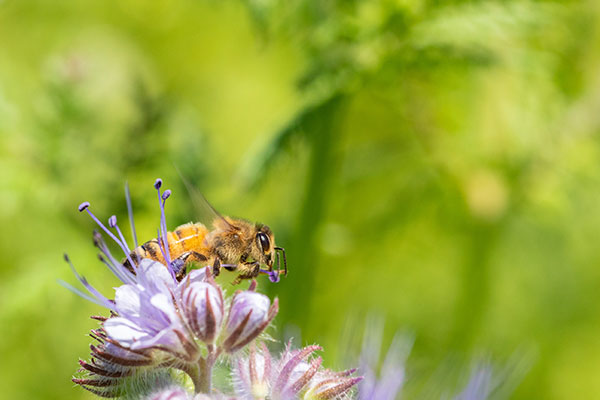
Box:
123 222 210 273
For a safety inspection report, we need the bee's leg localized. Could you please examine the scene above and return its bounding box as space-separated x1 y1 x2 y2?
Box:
174 251 208 280
121 249 143 275
212 257 221 277
171 258 186 280
241 262 261 278
122 257 135 275
228 262 254 285
231 275 243 285
182 251 208 264
249 262 261 278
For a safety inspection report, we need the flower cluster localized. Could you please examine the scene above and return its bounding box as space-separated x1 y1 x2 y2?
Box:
64 179 360 399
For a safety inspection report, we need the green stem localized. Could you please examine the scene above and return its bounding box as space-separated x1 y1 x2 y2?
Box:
178 355 214 394
197 356 213 394
181 363 202 394
279 95 344 328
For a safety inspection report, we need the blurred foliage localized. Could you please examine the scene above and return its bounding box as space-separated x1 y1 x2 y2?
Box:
1 0 600 399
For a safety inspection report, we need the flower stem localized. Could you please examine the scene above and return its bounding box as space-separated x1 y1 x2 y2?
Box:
181 363 203 394
198 356 212 393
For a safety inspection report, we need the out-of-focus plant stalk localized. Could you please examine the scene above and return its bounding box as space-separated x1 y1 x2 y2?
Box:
280 95 345 327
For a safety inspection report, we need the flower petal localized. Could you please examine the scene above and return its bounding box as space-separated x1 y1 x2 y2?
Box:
114 284 141 317
104 317 148 345
137 259 176 292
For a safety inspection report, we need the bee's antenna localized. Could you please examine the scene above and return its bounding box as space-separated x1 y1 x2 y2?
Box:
275 246 287 277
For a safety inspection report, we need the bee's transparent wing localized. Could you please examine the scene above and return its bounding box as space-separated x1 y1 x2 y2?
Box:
175 166 237 231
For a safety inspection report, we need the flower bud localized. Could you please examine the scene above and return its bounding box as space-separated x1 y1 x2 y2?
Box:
303 371 363 400
233 343 273 399
222 291 278 353
181 282 224 343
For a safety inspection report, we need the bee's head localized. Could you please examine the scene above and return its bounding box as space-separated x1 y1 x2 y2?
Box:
253 224 274 266
254 223 287 279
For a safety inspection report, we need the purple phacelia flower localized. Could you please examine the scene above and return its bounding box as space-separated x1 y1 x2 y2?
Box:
63 180 279 395
357 319 412 400
233 342 361 400
103 259 200 361
454 365 493 400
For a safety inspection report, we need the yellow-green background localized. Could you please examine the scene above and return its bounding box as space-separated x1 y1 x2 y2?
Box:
1 0 600 398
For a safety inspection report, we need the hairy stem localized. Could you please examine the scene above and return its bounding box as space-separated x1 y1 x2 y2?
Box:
198 356 212 394
180 362 203 394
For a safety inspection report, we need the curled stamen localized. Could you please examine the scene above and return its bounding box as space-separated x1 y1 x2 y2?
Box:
79 202 90 212
154 178 162 189
108 215 117 228
162 190 171 200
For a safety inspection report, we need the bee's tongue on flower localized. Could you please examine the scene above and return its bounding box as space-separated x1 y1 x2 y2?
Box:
259 268 280 283
268 270 280 283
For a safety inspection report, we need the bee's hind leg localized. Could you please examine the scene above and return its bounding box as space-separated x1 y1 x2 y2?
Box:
174 251 208 280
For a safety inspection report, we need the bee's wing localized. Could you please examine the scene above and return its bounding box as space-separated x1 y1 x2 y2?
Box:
175 167 238 231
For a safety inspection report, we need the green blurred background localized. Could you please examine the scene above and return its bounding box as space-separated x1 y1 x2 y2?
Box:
1 0 600 398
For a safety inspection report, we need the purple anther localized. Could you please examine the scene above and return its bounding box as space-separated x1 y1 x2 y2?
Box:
108 215 117 228
78 202 90 212
154 178 162 189
162 190 171 201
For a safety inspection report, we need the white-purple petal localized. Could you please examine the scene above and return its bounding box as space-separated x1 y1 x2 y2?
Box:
136 259 176 292
114 284 142 317
104 317 149 345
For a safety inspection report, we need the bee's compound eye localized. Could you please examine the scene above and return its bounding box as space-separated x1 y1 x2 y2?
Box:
257 232 270 253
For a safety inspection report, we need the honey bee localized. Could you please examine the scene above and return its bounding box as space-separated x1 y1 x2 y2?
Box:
123 197 287 285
